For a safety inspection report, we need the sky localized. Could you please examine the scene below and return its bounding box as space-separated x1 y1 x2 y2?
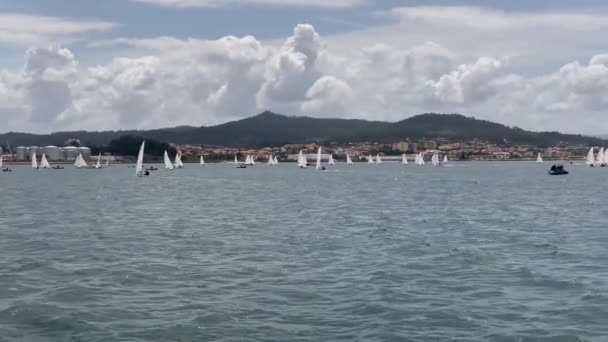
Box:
1 0 608 134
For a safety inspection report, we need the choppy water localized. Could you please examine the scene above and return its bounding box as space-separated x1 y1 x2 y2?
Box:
1 162 607 341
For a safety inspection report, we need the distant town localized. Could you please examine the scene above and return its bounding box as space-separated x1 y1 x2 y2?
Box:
0 136 593 163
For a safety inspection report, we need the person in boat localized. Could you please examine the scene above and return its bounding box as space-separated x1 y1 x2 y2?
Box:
144 170 150 176
550 164 557 172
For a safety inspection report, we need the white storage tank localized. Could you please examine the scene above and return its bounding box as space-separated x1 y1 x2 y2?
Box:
16 146 28 161
61 146 79 161
42 145 61 161
78 147 91 161
28 146 40 160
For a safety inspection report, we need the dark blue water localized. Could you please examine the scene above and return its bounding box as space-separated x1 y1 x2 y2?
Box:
1 162 607 341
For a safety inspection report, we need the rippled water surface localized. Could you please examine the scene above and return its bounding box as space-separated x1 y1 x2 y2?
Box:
1 162 607 341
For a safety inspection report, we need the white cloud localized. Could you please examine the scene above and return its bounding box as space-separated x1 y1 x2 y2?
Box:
2 22 608 134
0 14 118 47
388 6 608 31
131 0 365 9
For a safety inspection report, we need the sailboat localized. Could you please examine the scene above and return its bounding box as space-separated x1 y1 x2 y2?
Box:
40 154 51 169
598 147 606 167
105 155 110 168
368 154 374 165
402 153 408 165
200 155 205 166
174 152 184 168
603 148 608 167
346 154 353 165
298 150 307 168
95 153 102 169
250 156 256 166
164 150 174 170
268 155 276 166
31 152 38 169
416 153 426 166
273 156 279 165
536 153 543 164
135 141 147 176
328 154 335 166
586 147 596 167
376 154 382 165
316 147 325 170
442 155 449 166
431 154 441 167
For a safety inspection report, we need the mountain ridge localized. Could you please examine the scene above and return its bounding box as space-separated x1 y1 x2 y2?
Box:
0 112 604 148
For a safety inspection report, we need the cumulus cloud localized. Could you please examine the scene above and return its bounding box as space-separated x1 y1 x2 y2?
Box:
1 23 608 134
130 0 365 9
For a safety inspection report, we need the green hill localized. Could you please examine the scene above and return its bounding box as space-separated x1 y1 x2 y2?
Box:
0 112 604 148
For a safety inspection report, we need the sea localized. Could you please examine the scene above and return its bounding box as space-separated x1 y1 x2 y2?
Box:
0 161 606 341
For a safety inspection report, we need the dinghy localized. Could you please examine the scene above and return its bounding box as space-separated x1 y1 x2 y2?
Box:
586 147 596 167
174 152 184 168
402 153 408 165
136 141 148 177
328 154 335 166
316 147 325 170
200 155 205 166
95 153 102 169
536 153 543 164
368 154 374 165
442 155 449 166
273 156 279 165
376 154 382 165
346 154 353 165
31 152 38 169
40 154 51 169
164 150 174 170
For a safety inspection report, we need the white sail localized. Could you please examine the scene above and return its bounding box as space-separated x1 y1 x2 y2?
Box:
346 154 353 165
443 155 449 165
316 147 322 170
536 153 543 163
376 154 382 165
586 147 596 166
274 156 279 165
136 141 145 176
95 153 102 169
250 156 256 165
417 153 426 166
245 155 251 165
298 150 307 168
234 155 239 164
268 156 275 166
40 153 51 169
368 154 374 164
603 147 608 165
31 152 38 169
105 155 110 167
597 147 605 165
200 155 205 166
174 152 184 168
431 154 440 167
79 154 88 168
402 153 408 165
164 151 174 169
328 154 335 166
0 155 3 168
